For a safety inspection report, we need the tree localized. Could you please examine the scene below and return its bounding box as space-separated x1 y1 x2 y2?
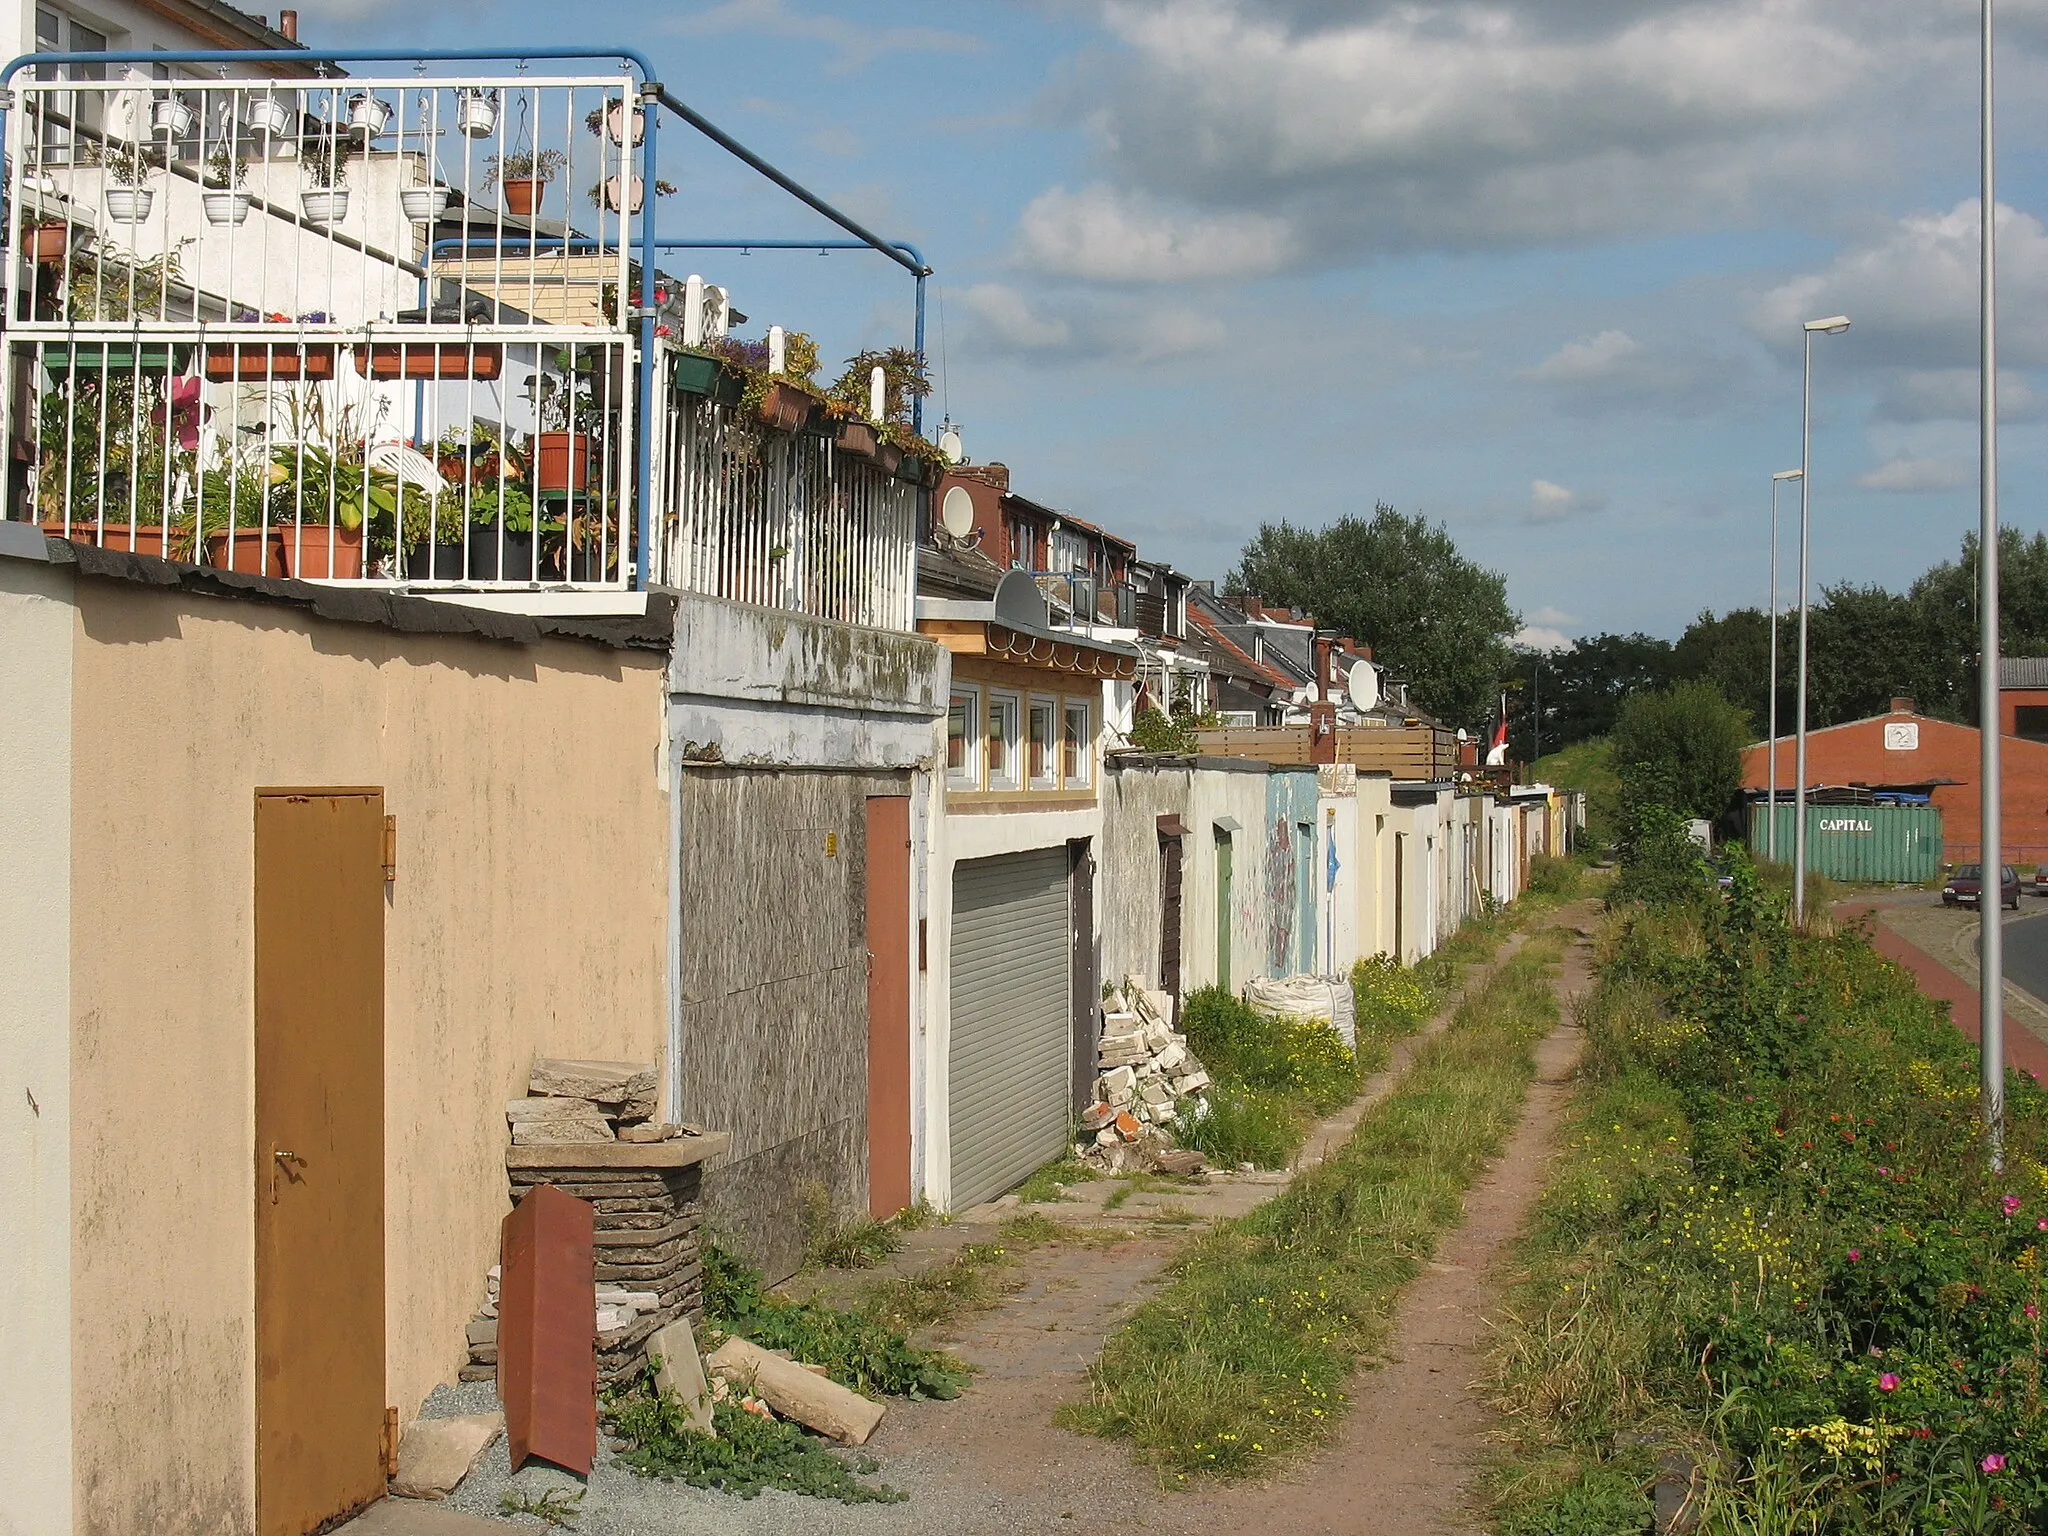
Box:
1502 632 1675 761
1673 608 1773 732
1229 503 1517 729
1610 679 1750 836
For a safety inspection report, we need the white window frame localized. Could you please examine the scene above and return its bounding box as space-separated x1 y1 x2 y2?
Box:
1027 694 1059 790
1062 697 1093 790
947 686 983 791
986 690 1022 792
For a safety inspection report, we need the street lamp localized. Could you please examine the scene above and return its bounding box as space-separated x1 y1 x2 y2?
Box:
1793 314 1851 928
1768 468 1802 861
1980 0 2005 1164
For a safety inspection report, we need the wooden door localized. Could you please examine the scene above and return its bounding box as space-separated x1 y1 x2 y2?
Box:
864 796 913 1218
1214 829 1234 993
255 790 386 1536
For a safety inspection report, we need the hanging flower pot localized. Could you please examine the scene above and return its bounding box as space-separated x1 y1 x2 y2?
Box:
456 88 499 139
204 342 339 381
347 93 392 138
246 93 294 137
353 342 505 381
834 419 878 459
150 96 196 138
203 190 252 226
604 99 645 146
28 221 70 263
105 187 155 223
300 188 350 224
400 185 454 223
533 431 596 492
501 177 541 216
600 174 644 214
757 380 817 434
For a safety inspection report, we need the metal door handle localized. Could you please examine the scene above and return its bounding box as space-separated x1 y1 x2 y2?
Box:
274 1149 303 1164
270 1148 305 1203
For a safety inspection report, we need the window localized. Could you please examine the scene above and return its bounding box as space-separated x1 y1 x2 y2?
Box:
986 691 1021 791
1062 699 1093 789
1028 696 1058 789
947 687 982 790
36 8 108 156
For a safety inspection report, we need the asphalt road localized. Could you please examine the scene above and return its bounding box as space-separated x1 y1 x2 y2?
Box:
2002 906 2048 1009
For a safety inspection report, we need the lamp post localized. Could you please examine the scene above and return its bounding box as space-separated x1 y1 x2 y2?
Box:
1794 314 1851 928
1980 0 2005 1165
1768 468 1802 861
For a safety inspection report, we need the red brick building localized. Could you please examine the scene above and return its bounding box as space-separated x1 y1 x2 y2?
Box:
1743 698 2048 865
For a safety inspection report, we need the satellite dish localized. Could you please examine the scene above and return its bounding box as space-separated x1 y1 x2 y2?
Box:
940 486 975 539
1346 661 1381 713
1290 685 1315 708
938 425 964 463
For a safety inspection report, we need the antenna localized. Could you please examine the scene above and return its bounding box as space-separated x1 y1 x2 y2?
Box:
940 486 975 539
1346 661 1381 713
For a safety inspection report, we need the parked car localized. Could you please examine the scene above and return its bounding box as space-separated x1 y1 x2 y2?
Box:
2034 864 2048 896
1943 863 2021 910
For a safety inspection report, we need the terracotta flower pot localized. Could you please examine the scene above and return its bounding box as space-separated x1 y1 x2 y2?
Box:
205 529 288 577
29 223 69 263
501 178 541 216
757 380 816 434
205 343 339 382
282 523 364 580
533 431 594 492
834 420 878 458
353 342 504 381
40 520 177 558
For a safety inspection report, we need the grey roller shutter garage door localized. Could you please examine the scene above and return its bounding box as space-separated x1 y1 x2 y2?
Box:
948 847 1072 1209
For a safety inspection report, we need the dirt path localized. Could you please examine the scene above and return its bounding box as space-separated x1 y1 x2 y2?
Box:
431 908 1598 1534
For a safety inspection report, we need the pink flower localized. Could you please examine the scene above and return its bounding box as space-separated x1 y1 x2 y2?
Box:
2003 1195 2023 1218
1880 1373 1901 1392
1848 1248 1862 1262
1982 1453 2008 1474
2029 1303 2041 1321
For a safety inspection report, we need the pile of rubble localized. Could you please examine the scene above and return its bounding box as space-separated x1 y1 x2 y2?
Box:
460 1269 668 1384
1074 982 1213 1174
505 1057 697 1145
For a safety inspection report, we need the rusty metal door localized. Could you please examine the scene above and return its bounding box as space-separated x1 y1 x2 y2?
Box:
864 796 913 1218
255 790 386 1536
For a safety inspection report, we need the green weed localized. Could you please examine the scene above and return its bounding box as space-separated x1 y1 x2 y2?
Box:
1173 1083 1303 1170
799 1182 905 1271
608 1386 905 1504
499 1487 583 1527
1014 1157 1102 1205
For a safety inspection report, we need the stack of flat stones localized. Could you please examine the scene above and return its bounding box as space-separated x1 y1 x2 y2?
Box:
1074 982 1214 1174
460 1057 714 1389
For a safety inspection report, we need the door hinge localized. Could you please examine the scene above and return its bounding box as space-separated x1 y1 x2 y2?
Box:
381 1406 400 1476
382 815 398 883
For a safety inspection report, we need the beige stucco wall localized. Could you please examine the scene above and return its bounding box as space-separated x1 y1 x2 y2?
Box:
66 582 670 1535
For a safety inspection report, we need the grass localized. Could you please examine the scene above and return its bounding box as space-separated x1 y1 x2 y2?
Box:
856 1212 1093 1336
500 1487 584 1527
799 1182 906 1271
1062 930 1568 1481
1530 738 1619 851
1013 1157 1103 1206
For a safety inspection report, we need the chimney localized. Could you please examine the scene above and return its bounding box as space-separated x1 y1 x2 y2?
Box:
1309 634 1337 764
278 8 297 37
951 461 1009 493
1890 696 1916 715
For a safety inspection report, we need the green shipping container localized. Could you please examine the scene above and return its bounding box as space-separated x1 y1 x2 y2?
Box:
1747 802 1944 883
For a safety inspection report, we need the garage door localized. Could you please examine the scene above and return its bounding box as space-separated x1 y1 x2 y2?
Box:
948 847 1072 1209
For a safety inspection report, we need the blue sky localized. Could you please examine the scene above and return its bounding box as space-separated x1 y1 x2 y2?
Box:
300 0 2048 644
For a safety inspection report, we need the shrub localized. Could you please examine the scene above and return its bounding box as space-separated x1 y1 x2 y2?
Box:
1174 1084 1303 1169
1351 953 1436 1064
1525 853 1585 899
1179 984 1363 1114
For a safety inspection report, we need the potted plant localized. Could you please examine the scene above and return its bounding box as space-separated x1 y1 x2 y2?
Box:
300 135 354 224
589 174 674 214
346 92 393 139
485 148 565 217
89 138 163 223
202 145 252 226
400 181 455 223
150 94 197 139
465 481 536 581
22 210 73 265
585 97 646 146
531 364 598 492
400 485 468 580
456 87 498 139
266 445 396 579
246 91 295 138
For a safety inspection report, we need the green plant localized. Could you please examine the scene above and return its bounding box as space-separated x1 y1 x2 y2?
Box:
486 148 567 188
607 1376 906 1504
499 1486 582 1527
1180 985 1363 1114
1350 953 1437 1066
1128 705 1200 755
1525 853 1586 899
828 346 929 424
83 136 163 187
1173 1083 1302 1170
585 176 676 208
203 144 247 190
300 133 357 189
799 1182 905 1271
1014 1157 1102 1205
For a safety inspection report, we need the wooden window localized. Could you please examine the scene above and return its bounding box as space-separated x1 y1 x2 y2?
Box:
947 687 983 790
1028 696 1058 789
1062 699 1092 789
987 692 1022 791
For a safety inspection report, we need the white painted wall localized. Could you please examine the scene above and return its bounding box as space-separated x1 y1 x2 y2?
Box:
0 546 75 1536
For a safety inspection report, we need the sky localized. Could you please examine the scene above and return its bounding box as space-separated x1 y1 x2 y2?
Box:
293 0 2048 646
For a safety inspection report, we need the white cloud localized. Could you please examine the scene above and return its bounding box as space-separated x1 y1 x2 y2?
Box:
1878 368 2047 422
1019 0 1962 264
671 0 983 74
1856 457 1974 493
1527 605 1578 628
1515 624 1573 652
1529 479 1604 521
962 284 1072 352
1755 201 2048 368
1017 184 1298 283
1529 330 1642 387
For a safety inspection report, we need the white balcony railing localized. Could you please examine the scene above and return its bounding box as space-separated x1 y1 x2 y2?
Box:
4 73 637 586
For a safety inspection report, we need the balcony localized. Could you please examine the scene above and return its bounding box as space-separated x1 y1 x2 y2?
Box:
2 66 928 628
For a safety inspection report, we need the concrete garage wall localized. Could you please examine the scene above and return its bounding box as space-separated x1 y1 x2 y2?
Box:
0 550 75 1536
676 765 907 1279
1099 757 1193 998
65 579 671 1536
